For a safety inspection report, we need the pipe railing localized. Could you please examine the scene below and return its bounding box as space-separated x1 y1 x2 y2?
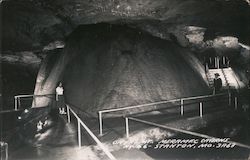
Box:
9 96 116 160
124 117 250 150
66 105 117 160
14 94 55 110
98 93 230 136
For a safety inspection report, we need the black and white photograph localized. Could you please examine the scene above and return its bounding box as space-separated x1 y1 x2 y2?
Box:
0 0 250 159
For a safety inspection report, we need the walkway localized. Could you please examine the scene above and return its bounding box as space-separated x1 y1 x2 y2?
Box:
5 94 250 160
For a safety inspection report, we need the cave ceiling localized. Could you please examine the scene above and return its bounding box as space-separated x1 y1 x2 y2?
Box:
1 0 250 52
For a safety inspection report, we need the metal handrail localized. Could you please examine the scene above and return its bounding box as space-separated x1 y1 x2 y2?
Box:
9 95 116 159
14 94 55 98
99 93 227 114
14 94 55 110
125 117 250 150
66 105 117 160
98 93 229 136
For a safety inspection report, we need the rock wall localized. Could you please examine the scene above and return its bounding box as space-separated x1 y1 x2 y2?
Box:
60 24 209 115
32 46 78 107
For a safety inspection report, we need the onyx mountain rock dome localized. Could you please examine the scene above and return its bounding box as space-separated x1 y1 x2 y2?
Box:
42 24 210 115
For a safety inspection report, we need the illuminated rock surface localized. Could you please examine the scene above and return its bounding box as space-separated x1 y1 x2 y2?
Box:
59 24 209 114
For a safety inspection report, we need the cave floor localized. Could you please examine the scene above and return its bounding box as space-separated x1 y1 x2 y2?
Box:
7 103 250 160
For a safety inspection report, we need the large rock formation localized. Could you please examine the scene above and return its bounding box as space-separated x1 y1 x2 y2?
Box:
1 0 250 110
49 24 209 115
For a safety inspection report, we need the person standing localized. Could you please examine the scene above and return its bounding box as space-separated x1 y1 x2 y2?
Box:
56 82 66 114
213 73 222 95
37 120 43 132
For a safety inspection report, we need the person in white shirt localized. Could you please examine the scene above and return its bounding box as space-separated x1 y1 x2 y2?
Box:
56 82 66 114
37 120 43 132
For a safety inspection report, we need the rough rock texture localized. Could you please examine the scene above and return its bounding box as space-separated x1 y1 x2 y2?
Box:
32 47 76 107
59 24 209 114
1 0 250 52
1 1 73 52
0 49 64 109
1 62 37 109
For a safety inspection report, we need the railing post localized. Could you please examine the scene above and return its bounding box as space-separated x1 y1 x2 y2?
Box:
214 57 217 68
180 99 184 116
228 92 231 106
18 97 21 109
33 95 36 107
215 57 217 68
234 97 238 110
66 105 71 123
14 96 17 110
99 111 103 136
217 56 220 69
125 117 129 138
6 143 8 160
199 102 203 118
68 106 116 160
205 63 208 72
77 119 81 148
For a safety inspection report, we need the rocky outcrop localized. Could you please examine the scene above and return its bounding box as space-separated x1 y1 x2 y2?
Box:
2 0 250 110
32 48 76 107
32 24 209 113
60 24 209 115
